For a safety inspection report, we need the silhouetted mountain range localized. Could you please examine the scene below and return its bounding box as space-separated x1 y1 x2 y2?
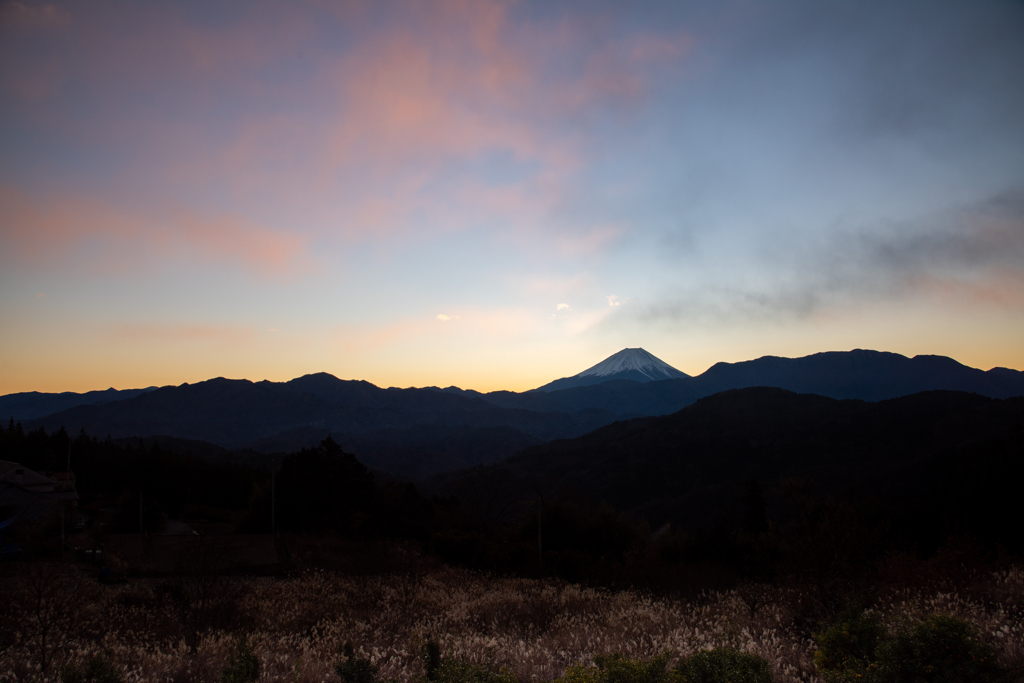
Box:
465 388 1024 538
446 349 1024 415
0 386 159 420
12 374 625 476
6 349 1024 477
688 349 1024 401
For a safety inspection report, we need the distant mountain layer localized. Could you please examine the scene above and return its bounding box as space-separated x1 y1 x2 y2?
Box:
536 347 689 391
8 349 1024 478
444 349 1024 416
467 388 1024 531
19 374 617 478
240 423 545 479
0 387 159 420
689 350 1024 401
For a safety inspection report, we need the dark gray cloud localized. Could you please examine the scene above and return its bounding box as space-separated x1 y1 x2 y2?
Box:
630 187 1024 328
862 188 1024 272
604 1 1024 331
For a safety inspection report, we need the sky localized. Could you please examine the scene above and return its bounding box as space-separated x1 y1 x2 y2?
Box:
1 0 1023 394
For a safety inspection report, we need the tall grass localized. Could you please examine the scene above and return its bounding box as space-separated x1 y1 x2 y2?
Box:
1 564 1021 682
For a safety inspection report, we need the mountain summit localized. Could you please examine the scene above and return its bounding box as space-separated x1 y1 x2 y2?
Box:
535 348 690 392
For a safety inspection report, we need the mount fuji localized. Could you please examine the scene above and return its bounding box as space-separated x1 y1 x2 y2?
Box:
535 348 690 392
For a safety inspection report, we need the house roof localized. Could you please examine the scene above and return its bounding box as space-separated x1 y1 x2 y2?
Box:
0 462 76 503
0 461 58 490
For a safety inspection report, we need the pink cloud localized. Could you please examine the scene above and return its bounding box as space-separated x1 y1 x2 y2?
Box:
0 186 313 277
170 209 311 275
1 1 693 258
139 2 685 232
317 3 690 178
0 186 137 255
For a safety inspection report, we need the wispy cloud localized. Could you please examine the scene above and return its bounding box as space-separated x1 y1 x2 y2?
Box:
1 0 692 256
631 187 1024 329
0 187 314 277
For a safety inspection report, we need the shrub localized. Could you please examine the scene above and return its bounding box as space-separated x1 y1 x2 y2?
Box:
418 639 516 683
219 634 261 683
815 613 1014 683
674 647 775 683
871 614 1012 683
555 653 676 683
597 652 677 683
556 664 606 683
423 639 442 681
814 612 887 682
336 642 380 683
428 657 518 683
59 653 125 683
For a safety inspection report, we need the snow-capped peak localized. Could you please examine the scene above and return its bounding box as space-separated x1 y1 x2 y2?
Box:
576 348 688 381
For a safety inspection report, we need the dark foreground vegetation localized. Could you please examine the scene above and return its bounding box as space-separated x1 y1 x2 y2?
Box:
1 387 1023 681
1 559 1022 682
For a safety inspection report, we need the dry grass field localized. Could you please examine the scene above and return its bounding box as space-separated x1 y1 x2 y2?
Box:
2 558 1023 683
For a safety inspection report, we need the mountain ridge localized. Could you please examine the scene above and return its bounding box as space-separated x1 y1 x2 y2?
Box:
6 348 1024 478
468 387 1024 532
474 387 1024 531
0 386 161 421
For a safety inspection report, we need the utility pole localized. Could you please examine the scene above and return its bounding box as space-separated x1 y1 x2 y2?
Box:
61 441 72 553
537 495 543 574
520 497 545 575
271 469 276 536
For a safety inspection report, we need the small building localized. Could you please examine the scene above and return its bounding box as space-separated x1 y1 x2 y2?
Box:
0 460 79 526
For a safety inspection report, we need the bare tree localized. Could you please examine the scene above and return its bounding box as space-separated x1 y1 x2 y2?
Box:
0 565 22 675
19 562 84 675
158 536 242 650
390 542 427 616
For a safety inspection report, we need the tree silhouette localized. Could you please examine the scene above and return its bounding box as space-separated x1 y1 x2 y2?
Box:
276 437 375 532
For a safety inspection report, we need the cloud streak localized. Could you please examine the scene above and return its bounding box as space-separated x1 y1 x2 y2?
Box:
0 187 313 277
632 187 1024 329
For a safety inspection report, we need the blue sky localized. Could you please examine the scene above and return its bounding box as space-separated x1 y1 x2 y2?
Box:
1 0 1022 393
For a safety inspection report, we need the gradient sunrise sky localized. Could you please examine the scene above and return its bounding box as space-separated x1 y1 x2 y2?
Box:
1 0 1023 394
